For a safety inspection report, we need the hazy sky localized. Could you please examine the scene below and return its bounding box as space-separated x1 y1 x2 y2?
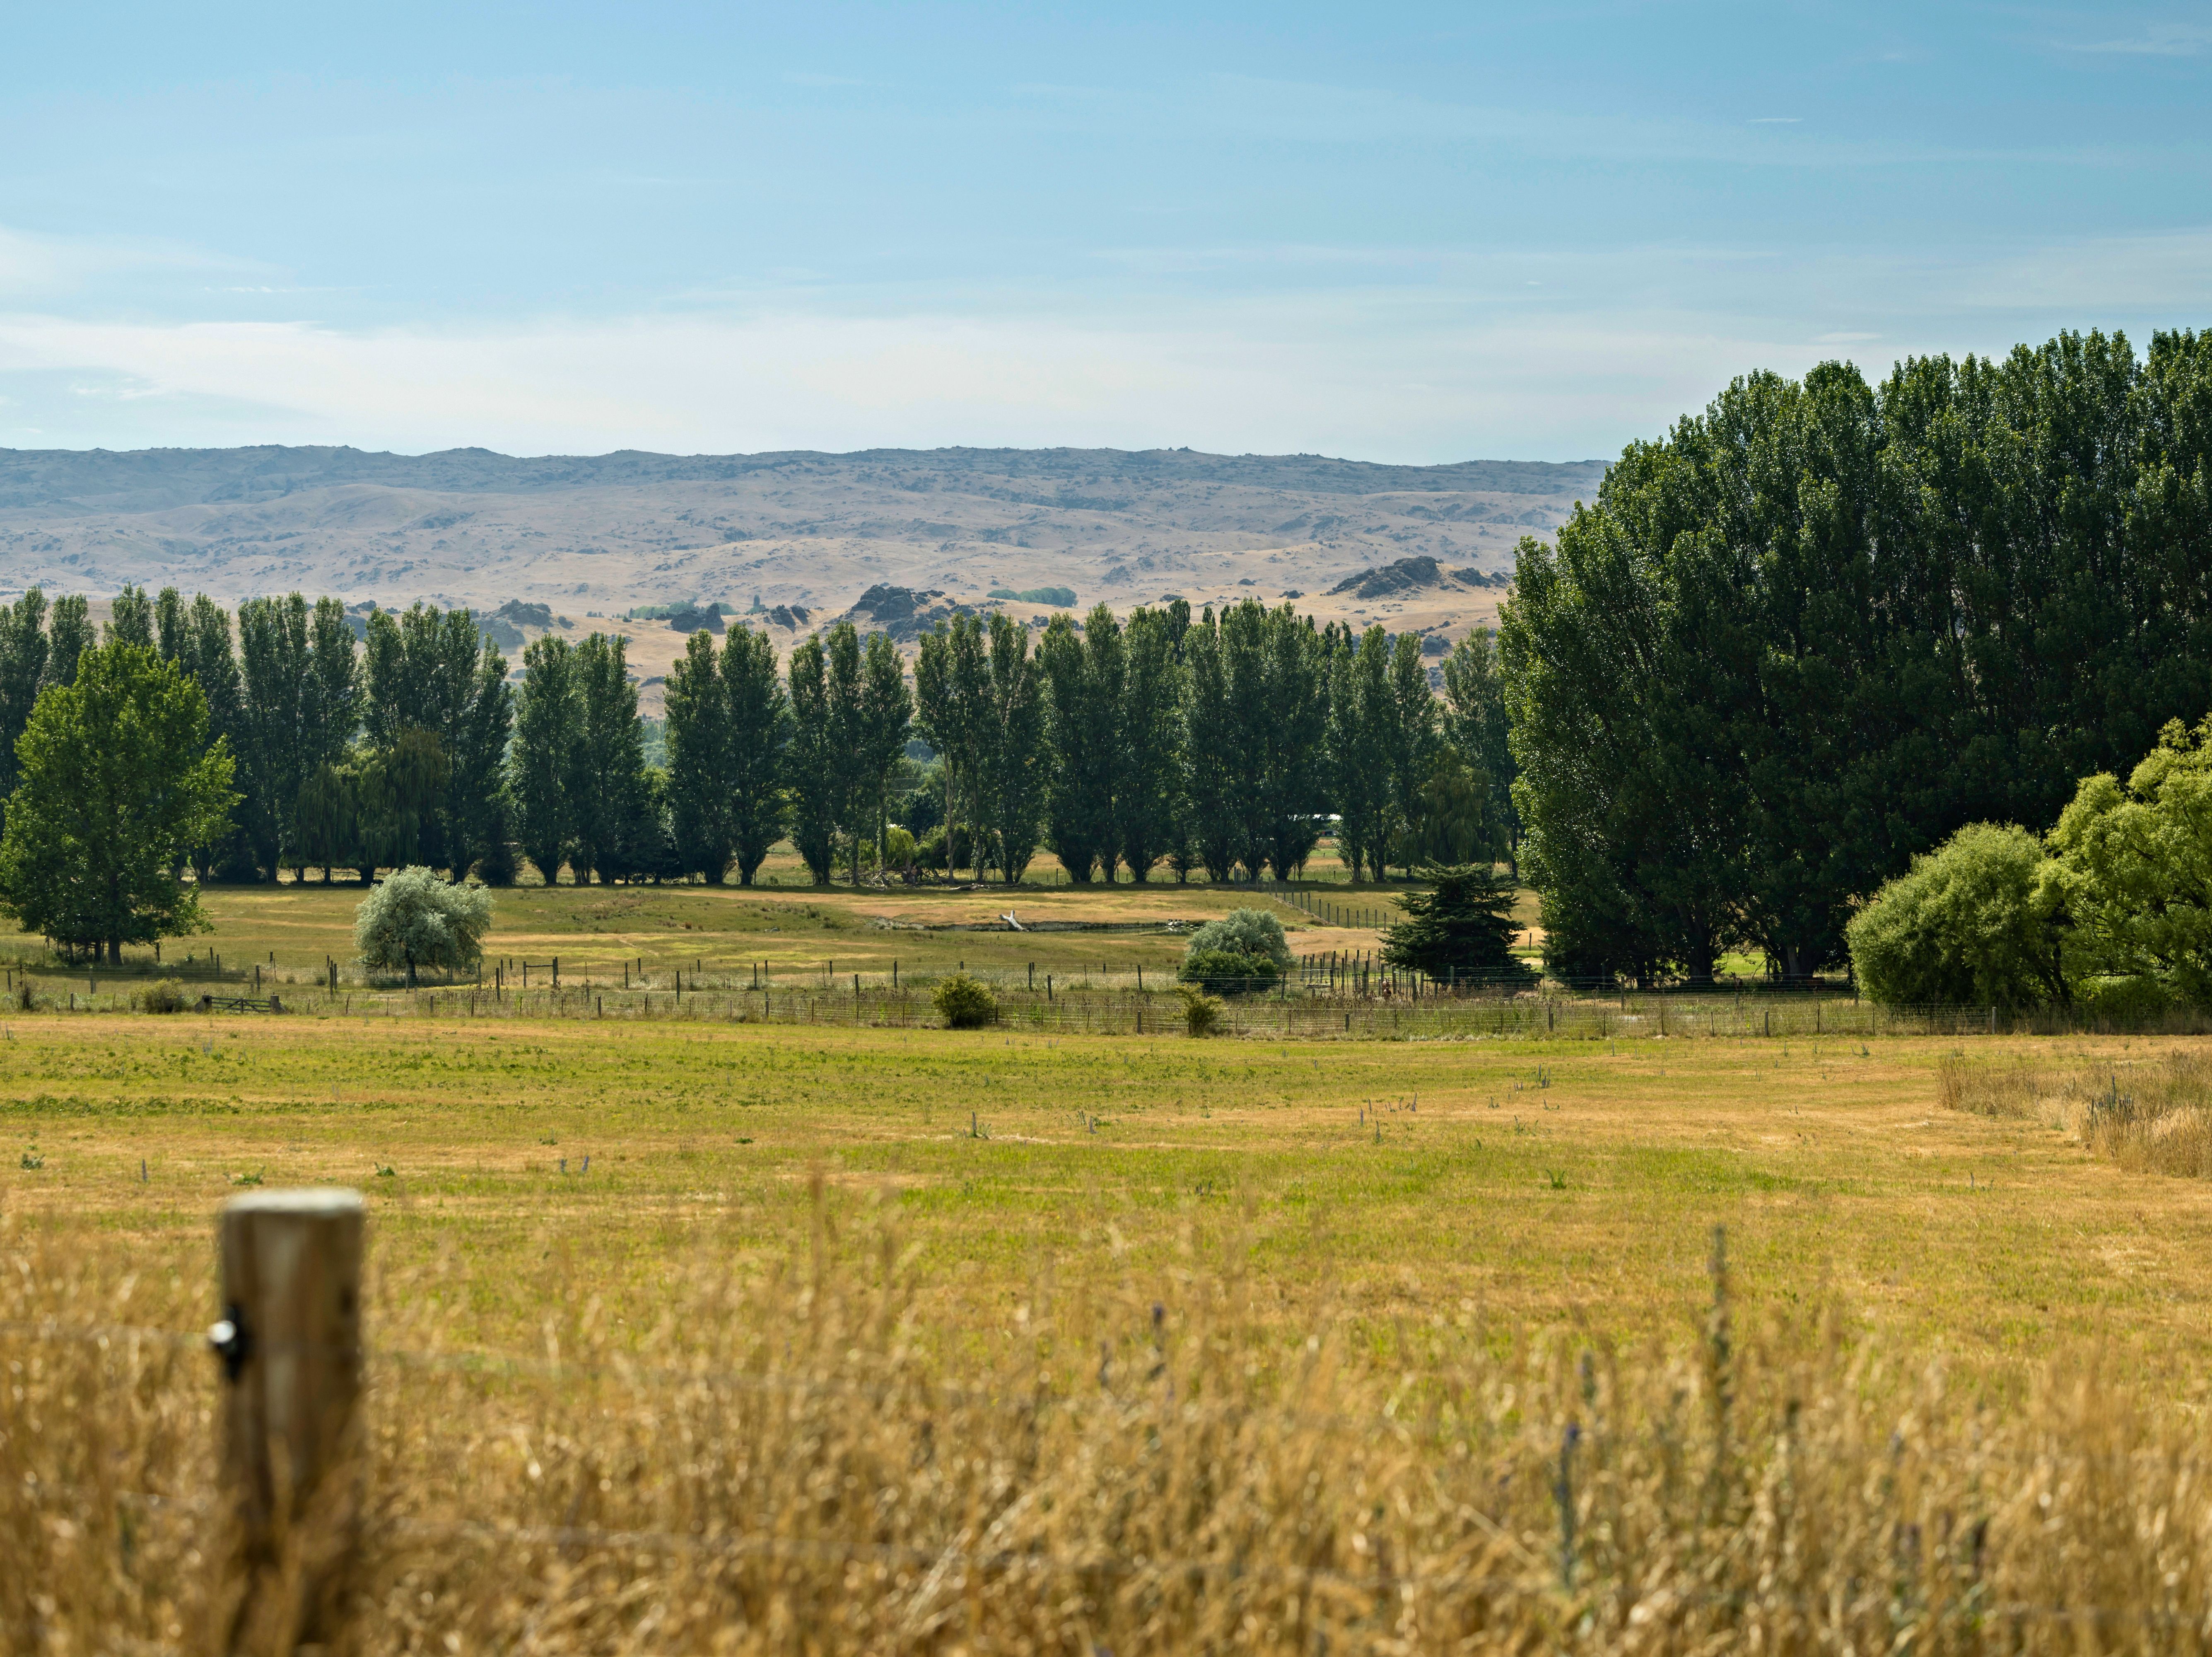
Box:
2 3 2206 461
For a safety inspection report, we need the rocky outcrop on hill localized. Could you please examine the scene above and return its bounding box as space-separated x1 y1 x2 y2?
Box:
839 584 984 642
1326 556 1511 602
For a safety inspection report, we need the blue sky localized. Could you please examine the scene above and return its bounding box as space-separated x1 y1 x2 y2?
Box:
1 2 2207 461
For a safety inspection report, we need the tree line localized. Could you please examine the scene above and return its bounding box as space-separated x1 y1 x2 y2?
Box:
0 582 1520 903
660 600 1515 888
1504 326 2212 986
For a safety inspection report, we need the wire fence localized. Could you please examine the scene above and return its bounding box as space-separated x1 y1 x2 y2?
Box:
110 979 2158 1041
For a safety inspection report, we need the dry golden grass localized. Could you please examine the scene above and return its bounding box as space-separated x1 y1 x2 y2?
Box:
12 1012 2212 1651
1941 1046 2212 1179
10 1191 2212 1655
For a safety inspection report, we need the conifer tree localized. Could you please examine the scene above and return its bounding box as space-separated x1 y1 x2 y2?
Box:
1378 862 1534 986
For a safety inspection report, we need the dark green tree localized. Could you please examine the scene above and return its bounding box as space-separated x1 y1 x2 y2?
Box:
0 591 52 817
1378 863 1534 987
859 630 913 879
0 642 237 963
665 630 735 882
154 591 249 880
1181 611 1243 880
44 595 92 690
726 626 789 886
823 623 871 883
1327 626 1394 882
509 635 579 884
786 635 839 885
236 595 312 880
363 604 507 878
106 585 154 648
978 613 1047 883
1441 629 1518 873
566 633 651 883
1039 605 1122 882
1117 605 1184 880
915 614 994 881
1508 327 2212 987
1385 631 1437 877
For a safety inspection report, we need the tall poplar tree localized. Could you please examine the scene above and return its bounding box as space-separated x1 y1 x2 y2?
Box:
567 633 651 882
819 623 866 881
106 585 154 647
0 591 51 818
1440 629 1517 873
362 603 508 877
1327 627 1394 881
1039 606 1122 882
509 635 579 884
665 630 735 882
978 613 1047 884
859 630 913 877
1385 631 1438 878
44 595 92 691
785 635 839 885
725 626 789 886
1117 605 1183 880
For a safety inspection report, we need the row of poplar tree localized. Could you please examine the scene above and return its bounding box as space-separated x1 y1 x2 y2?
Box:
667 599 1516 887
0 583 1517 888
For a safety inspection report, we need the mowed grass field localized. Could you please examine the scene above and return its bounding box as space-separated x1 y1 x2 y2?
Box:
6 1006 2210 1393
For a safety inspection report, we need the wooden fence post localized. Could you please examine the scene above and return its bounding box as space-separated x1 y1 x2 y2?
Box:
210 1188 367 1651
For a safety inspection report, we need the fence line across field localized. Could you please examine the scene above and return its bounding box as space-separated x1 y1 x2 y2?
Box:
190 981 2091 1041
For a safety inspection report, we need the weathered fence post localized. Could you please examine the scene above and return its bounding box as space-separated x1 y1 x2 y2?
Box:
209 1188 367 1652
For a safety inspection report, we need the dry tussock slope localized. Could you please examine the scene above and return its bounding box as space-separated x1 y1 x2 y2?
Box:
0 445 1601 707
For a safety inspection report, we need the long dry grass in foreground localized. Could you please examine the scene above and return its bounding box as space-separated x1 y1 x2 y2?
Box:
1942 1046 2212 1178
9 1191 2211 1657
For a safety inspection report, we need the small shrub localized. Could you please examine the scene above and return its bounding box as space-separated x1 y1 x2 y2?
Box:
1181 909 1292 976
132 978 190 1014
1175 984 1223 1036
355 866 494 986
933 973 999 1030
1180 948 1279 994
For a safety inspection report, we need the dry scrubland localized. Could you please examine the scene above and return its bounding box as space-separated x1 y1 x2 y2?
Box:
8 883 2212 1651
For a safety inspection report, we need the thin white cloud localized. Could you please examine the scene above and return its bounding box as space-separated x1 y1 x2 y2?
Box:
2062 21 2212 56
0 226 268 304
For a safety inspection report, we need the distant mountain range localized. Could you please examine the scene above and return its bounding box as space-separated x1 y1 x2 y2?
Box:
0 442 1606 709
